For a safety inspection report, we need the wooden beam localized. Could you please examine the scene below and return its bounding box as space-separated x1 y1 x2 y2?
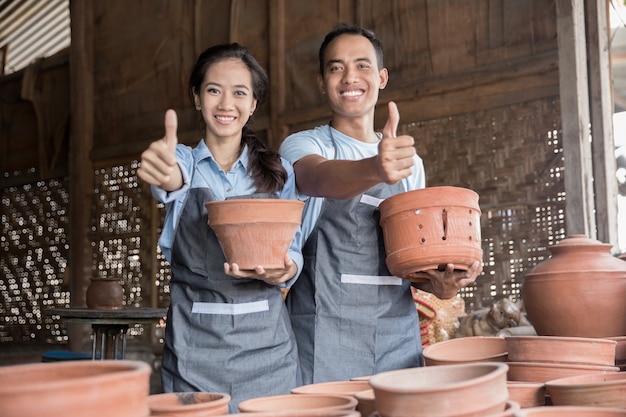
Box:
586 0 619 249
269 0 287 149
556 0 596 238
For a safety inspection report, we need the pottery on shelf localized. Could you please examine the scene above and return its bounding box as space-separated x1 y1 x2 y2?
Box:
422 336 508 366
516 406 626 416
368 362 508 417
205 199 304 270
505 336 617 366
521 234 626 337
545 371 626 408
506 381 546 408
148 391 230 416
0 360 151 417
86 277 124 310
379 186 482 282
237 394 358 414
506 361 619 383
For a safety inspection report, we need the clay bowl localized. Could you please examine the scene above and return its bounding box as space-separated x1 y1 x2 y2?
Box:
506 381 546 408
506 361 620 383
506 335 617 366
422 336 508 366
516 406 626 416
378 186 482 282
0 359 151 417
238 394 358 414
291 380 371 397
545 371 626 407
205 199 304 270
148 391 230 416
354 389 375 417
218 411 361 417
368 362 509 417
604 336 626 365
483 400 520 417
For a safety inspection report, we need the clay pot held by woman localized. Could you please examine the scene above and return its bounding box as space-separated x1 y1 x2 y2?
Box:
521 234 626 337
379 186 482 282
205 199 304 270
0 360 151 417
148 392 230 416
86 277 124 310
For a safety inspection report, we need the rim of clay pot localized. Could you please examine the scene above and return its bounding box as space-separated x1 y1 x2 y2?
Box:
148 391 231 413
237 394 358 413
379 186 481 216
505 336 617 366
517 405 626 416
369 362 509 393
545 371 626 388
0 360 150 394
291 380 371 396
205 198 305 223
214 411 362 417
423 336 508 365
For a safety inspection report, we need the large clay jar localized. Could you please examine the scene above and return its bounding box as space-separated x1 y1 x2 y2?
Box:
205 199 304 270
0 360 151 417
379 186 482 282
521 234 626 337
86 277 124 310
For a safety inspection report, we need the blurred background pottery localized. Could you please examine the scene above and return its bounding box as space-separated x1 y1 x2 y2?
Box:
205 199 304 270
369 362 508 417
86 277 124 310
506 361 619 383
237 394 358 414
354 389 375 417
516 406 626 416
148 392 230 416
291 380 371 397
521 235 626 337
506 381 546 408
0 360 151 417
545 371 626 408
422 336 508 366
505 336 617 366
379 186 482 282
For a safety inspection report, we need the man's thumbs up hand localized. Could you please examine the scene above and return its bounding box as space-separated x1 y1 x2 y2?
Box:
377 101 416 184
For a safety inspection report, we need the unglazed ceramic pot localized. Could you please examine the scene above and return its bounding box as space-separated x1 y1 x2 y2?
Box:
517 406 626 416
505 336 617 366
507 381 546 408
379 186 482 282
0 360 151 417
368 362 509 417
422 336 508 366
291 380 371 397
237 394 358 414
545 371 626 408
521 234 626 337
148 392 230 416
205 199 304 270
354 389 376 417
506 361 619 383
86 277 124 309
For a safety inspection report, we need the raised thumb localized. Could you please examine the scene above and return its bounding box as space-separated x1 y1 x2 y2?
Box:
164 109 178 150
382 101 399 139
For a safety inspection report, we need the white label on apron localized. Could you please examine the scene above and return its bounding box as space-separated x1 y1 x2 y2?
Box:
341 274 403 285
191 300 269 315
360 194 384 207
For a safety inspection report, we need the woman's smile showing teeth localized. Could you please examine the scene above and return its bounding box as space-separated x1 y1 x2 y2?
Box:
216 115 236 123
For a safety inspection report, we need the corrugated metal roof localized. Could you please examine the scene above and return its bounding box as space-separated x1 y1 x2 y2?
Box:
0 0 70 75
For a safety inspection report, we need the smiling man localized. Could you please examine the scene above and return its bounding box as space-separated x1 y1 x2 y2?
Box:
279 24 482 384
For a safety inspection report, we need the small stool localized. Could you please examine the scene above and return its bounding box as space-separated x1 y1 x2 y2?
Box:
41 350 92 362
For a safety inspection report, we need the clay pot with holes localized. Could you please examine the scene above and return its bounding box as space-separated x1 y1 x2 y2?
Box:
379 186 482 282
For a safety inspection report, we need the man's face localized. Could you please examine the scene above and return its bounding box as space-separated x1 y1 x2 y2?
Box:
318 34 388 119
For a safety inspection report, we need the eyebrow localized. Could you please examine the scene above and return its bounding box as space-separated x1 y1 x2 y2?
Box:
205 81 250 91
326 57 372 68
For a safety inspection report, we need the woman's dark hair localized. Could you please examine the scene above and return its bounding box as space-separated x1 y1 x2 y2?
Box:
318 24 384 75
188 43 287 194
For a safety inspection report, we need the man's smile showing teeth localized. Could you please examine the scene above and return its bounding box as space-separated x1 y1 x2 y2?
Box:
341 90 363 97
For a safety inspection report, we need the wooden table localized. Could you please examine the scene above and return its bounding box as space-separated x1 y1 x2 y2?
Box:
46 307 167 360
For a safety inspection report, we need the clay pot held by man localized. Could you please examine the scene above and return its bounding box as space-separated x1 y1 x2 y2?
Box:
521 234 626 337
379 186 482 282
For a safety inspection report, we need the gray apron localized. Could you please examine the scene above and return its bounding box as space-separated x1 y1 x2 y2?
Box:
161 186 301 412
286 181 423 384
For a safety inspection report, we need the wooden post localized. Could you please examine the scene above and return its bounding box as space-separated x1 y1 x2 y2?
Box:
269 0 287 149
556 0 597 238
586 0 619 249
68 0 95 350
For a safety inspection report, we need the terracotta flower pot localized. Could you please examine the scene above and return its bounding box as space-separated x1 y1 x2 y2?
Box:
516 406 626 416
522 234 626 337
205 199 304 270
505 336 617 366
545 371 626 408
368 362 509 417
148 392 230 416
506 361 619 383
507 381 546 408
0 360 151 417
379 186 482 281
237 394 358 414
422 336 508 366
86 277 124 310
291 380 371 397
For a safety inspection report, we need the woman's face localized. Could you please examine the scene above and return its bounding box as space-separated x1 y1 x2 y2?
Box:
194 58 257 142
